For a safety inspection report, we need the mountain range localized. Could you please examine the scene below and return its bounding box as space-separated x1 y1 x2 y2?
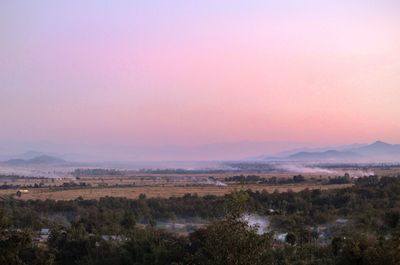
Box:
1 141 400 165
262 141 400 162
1 155 66 166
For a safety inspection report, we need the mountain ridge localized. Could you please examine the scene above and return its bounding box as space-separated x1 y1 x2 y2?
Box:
1 155 66 166
260 141 400 162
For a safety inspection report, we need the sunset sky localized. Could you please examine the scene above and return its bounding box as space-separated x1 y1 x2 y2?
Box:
1 1 400 160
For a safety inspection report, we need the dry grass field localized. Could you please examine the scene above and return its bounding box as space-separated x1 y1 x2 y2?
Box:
0 183 353 201
1 165 397 201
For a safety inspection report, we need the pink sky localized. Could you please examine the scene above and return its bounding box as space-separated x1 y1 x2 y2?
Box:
1 1 400 159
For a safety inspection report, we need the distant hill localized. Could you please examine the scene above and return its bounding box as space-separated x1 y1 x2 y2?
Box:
287 150 362 161
28 155 66 164
255 143 367 160
352 141 400 157
260 141 400 162
281 143 366 157
2 155 66 166
15 150 49 160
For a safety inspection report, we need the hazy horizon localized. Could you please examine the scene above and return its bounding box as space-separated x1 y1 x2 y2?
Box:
0 139 398 162
0 139 329 162
1 1 400 161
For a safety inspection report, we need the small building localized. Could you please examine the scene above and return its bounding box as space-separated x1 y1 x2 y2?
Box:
38 228 50 242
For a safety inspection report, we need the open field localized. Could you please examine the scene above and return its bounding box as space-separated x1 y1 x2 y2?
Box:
0 183 353 200
0 170 337 187
1 167 390 187
2 164 398 201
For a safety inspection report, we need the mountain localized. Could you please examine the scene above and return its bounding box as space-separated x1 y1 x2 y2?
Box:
2 155 66 166
352 141 400 157
259 143 367 159
14 150 49 160
28 155 66 164
0 141 308 162
287 150 362 161
261 141 400 162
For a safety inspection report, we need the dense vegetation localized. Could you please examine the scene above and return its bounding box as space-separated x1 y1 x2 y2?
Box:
1 175 400 264
72 169 123 177
225 174 307 184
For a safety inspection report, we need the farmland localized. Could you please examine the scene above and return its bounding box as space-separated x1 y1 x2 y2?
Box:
1 164 398 201
0 183 352 200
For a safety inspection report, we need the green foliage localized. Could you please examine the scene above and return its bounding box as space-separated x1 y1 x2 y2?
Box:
186 191 272 265
0 229 54 265
1 176 400 264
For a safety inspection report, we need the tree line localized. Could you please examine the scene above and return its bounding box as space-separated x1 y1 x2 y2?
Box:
0 175 400 264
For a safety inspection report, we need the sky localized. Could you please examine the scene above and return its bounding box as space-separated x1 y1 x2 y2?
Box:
1 1 400 160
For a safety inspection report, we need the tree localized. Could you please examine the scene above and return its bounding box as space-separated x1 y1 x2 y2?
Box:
186 191 272 265
286 233 296 246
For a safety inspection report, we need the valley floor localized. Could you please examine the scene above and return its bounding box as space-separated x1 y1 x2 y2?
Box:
0 183 352 200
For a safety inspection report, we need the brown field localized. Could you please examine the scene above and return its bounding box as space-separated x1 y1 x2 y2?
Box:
0 183 353 201
2 164 397 201
2 171 331 186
